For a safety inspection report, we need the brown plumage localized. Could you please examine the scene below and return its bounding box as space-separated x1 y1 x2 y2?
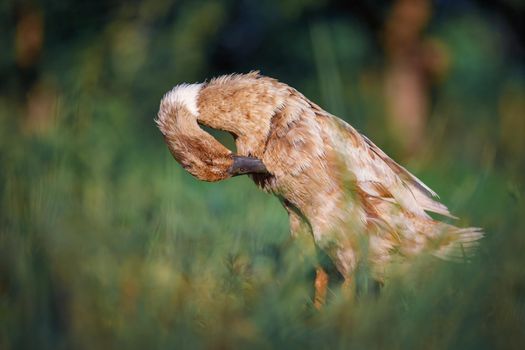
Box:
156 72 483 301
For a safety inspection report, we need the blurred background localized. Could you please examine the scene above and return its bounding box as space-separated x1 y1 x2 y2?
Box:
1 0 524 349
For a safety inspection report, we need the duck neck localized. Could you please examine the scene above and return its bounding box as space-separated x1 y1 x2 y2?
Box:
196 78 286 158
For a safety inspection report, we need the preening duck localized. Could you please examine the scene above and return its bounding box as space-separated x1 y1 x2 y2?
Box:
156 72 483 307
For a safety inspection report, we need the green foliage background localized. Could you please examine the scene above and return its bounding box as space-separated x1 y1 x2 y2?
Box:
1 0 524 349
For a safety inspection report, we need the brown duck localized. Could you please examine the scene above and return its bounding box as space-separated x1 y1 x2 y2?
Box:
156 72 482 307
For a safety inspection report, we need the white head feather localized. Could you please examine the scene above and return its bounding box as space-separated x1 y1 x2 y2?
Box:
162 83 203 116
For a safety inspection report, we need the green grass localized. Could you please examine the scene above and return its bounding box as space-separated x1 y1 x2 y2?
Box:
1 90 524 349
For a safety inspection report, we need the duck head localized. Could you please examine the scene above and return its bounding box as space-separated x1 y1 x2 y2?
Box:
156 83 268 182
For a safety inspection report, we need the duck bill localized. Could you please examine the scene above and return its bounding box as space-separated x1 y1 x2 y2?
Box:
229 155 268 176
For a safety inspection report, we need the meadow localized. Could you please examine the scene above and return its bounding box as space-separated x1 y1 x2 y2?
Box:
1 1 524 349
